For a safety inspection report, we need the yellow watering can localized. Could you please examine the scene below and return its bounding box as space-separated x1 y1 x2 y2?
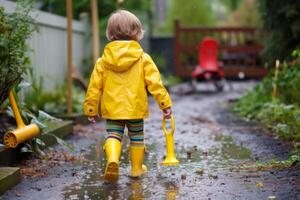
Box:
3 91 40 148
161 115 179 166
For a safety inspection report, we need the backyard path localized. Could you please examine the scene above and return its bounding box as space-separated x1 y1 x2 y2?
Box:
2 82 300 200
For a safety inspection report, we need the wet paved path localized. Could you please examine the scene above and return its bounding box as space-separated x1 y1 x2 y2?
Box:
2 82 300 200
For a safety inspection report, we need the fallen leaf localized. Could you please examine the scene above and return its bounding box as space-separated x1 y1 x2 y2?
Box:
15 191 21 197
240 173 261 178
195 169 204 175
209 174 218 179
256 182 264 188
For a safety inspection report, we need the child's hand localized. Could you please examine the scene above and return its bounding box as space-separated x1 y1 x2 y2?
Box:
87 115 99 123
163 107 172 119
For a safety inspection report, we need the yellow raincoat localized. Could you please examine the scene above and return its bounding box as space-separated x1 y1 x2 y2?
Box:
84 40 172 119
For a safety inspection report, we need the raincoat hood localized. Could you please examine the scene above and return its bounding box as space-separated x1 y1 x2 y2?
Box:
101 40 144 72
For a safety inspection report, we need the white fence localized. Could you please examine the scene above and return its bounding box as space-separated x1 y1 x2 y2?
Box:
1 0 92 91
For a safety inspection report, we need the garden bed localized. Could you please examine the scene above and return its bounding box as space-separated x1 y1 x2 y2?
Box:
0 119 73 195
0 167 21 195
52 113 89 125
0 120 73 165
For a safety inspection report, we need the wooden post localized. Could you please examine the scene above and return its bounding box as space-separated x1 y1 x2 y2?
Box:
174 20 180 76
91 0 99 64
117 0 124 8
272 59 280 100
66 0 73 114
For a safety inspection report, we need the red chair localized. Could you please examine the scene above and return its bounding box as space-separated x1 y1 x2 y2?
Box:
192 37 225 91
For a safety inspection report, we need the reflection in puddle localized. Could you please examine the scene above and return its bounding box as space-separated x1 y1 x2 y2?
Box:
164 181 179 200
213 134 252 160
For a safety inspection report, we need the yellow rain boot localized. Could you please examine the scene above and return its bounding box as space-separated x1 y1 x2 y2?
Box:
104 138 122 181
130 146 148 177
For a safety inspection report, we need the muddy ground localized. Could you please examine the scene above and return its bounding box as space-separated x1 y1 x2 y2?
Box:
2 81 300 200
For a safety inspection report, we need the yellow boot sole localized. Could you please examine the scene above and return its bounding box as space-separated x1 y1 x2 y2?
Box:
104 162 119 181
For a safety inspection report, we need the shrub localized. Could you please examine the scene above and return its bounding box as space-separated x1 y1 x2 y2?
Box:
258 0 300 63
0 0 37 105
234 50 300 141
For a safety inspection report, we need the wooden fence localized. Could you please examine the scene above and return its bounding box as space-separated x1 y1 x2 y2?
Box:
174 20 268 78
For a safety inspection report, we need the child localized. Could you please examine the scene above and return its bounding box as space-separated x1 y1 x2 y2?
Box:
84 10 172 181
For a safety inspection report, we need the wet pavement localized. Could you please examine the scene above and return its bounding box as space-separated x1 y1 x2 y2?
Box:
2 82 300 200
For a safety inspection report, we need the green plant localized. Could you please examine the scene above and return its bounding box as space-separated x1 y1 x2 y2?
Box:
6 104 74 159
0 0 37 105
3 86 74 158
151 54 168 74
234 50 300 141
161 75 182 88
236 153 300 171
258 0 300 63
28 113 74 158
164 0 217 34
39 0 150 37
221 0 242 11
255 102 300 140
23 68 85 114
234 76 272 119
222 0 261 27
21 68 57 112
0 1 73 158
42 84 86 114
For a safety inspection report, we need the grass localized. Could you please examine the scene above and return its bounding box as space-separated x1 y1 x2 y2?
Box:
231 154 300 171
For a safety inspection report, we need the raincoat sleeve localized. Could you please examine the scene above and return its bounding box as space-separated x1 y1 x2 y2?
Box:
143 54 172 110
84 59 104 116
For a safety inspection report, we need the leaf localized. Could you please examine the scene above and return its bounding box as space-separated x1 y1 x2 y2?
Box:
33 143 46 159
37 110 58 121
20 146 33 153
15 81 31 92
6 106 14 118
35 138 45 147
26 112 37 121
30 117 46 130
44 133 74 151
256 182 264 188
0 0 37 106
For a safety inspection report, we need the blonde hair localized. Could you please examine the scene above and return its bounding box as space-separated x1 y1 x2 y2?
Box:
106 10 144 41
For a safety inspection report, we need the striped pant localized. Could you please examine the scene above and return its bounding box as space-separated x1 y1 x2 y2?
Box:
106 119 144 146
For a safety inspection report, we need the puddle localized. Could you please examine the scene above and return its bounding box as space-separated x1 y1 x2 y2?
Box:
3 83 299 200
62 130 254 199
213 134 252 160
